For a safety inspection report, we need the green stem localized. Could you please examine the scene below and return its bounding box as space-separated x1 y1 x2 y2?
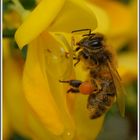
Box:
11 0 30 20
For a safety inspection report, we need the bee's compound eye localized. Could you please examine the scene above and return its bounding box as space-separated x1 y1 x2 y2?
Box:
90 40 102 48
79 82 95 95
92 41 99 45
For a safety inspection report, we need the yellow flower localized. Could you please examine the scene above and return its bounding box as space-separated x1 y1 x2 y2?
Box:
3 0 110 139
3 38 31 139
4 0 137 140
15 0 98 48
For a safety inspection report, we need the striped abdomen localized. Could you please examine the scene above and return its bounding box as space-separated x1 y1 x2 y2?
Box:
87 81 116 119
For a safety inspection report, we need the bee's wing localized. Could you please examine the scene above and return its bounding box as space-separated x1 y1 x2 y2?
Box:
107 61 125 117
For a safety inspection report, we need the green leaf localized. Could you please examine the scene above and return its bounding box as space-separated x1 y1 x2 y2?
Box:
19 0 36 10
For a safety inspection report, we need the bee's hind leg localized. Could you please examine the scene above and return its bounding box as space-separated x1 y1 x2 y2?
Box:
59 80 82 87
67 88 79 93
59 80 82 93
91 79 102 93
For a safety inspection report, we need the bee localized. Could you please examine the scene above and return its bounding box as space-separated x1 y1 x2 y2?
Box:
59 29 125 119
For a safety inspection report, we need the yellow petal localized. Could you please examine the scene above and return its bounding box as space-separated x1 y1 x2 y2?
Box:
38 32 76 138
89 0 132 36
3 40 32 137
3 39 67 139
27 112 64 140
15 0 65 48
48 0 97 32
118 52 137 82
129 0 137 39
3 102 11 140
3 39 11 59
23 35 64 135
107 2 132 36
91 4 109 34
4 60 32 137
15 0 98 49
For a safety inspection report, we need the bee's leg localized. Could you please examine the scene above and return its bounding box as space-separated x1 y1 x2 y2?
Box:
59 80 82 88
67 88 79 93
91 55 99 66
71 29 91 34
91 79 102 93
72 52 80 66
74 58 80 66
59 80 82 94
74 47 81 52
74 50 89 66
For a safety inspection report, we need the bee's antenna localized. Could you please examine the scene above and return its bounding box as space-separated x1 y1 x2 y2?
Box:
71 29 95 37
71 29 91 34
82 33 96 37
59 80 70 83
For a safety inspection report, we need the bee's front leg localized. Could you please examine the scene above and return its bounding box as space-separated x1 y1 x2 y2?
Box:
73 50 89 66
59 80 82 87
74 57 80 66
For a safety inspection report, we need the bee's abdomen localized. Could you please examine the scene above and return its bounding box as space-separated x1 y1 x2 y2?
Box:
87 90 115 119
87 103 106 119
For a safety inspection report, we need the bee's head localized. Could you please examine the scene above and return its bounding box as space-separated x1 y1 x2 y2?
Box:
76 33 104 50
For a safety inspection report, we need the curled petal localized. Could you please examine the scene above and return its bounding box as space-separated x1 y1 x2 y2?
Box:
15 0 65 48
39 32 76 138
15 0 98 49
48 0 97 32
23 32 83 137
23 36 65 135
91 4 109 34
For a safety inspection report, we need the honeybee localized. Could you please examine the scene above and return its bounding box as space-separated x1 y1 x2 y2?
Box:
60 29 125 119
